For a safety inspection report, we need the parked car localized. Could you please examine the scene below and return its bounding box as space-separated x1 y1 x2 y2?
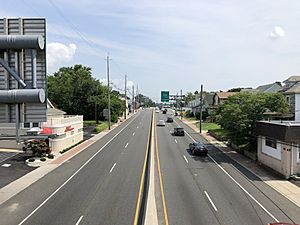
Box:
157 119 166 126
173 127 184 136
166 117 173 123
189 142 208 156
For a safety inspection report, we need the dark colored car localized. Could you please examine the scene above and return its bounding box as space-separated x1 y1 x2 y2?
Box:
166 117 173 123
162 109 167 114
173 127 184 136
189 142 208 156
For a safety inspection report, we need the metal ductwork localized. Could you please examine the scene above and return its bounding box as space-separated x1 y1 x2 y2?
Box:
0 35 45 50
0 89 45 103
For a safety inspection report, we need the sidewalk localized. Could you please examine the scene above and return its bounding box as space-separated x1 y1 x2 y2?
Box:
181 118 300 208
0 112 137 205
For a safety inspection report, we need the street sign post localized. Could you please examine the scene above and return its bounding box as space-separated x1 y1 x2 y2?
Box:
161 91 169 102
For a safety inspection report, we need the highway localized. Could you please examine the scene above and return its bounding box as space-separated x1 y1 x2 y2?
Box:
0 109 299 225
155 111 299 225
0 110 152 225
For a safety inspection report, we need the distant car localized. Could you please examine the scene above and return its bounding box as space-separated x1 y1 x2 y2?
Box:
157 120 166 126
162 109 167 114
189 142 208 156
155 109 160 113
173 127 184 136
166 117 173 123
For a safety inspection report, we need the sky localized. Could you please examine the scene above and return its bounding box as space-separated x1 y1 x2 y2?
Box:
1 0 300 101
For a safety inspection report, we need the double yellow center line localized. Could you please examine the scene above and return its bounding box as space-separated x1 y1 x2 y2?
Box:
133 111 169 225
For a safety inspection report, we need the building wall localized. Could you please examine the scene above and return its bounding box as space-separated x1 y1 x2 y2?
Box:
258 136 300 178
295 94 300 121
42 115 83 152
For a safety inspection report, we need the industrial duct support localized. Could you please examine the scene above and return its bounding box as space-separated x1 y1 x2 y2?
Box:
0 35 45 50
0 57 26 88
0 89 45 103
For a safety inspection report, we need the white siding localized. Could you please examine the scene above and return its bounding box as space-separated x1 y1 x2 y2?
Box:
295 94 300 121
262 137 281 160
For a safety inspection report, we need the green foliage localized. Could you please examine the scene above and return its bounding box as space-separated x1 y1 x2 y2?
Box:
183 92 196 105
48 64 125 121
215 92 288 145
94 122 109 133
23 140 51 157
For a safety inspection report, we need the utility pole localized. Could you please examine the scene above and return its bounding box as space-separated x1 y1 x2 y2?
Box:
132 85 135 113
106 55 111 130
180 89 183 120
124 73 127 119
200 84 203 134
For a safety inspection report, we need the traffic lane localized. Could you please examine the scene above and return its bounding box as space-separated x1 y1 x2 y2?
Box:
155 114 220 225
0 111 144 225
81 112 151 225
17 110 152 225
166 124 276 225
159 115 268 225
172 117 298 223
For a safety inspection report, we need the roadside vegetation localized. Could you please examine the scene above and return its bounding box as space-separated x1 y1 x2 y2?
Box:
48 64 125 123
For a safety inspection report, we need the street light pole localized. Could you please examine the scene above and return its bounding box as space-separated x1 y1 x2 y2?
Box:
200 84 203 133
124 73 127 119
180 89 183 120
107 55 111 130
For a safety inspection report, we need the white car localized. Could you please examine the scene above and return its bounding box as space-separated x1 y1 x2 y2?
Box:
157 119 166 126
155 109 160 113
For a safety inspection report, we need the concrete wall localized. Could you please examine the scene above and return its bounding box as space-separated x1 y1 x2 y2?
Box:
258 136 300 178
295 94 300 121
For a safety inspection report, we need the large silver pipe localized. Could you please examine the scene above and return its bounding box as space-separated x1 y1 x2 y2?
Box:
0 57 26 88
0 89 45 103
0 35 44 50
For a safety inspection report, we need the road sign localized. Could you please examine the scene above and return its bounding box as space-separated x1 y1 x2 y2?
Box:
161 91 169 102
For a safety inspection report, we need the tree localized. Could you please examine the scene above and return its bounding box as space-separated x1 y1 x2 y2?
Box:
215 92 288 146
183 92 196 105
48 64 125 122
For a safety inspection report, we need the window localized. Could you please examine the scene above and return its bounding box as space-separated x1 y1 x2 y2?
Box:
286 96 290 105
265 137 277 149
33 122 39 127
24 123 30 128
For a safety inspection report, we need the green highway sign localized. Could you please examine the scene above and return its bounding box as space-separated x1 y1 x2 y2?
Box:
161 91 169 102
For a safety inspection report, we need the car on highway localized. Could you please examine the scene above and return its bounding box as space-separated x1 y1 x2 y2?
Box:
189 142 208 156
166 117 173 123
157 119 166 126
162 109 167 114
173 127 184 136
155 109 160 113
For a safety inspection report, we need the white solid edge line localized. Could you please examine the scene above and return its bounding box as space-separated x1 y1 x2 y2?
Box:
125 143 129 148
174 139 178 144
75 215 83 225
109 163 117 173
174 118 279 222
137 126 139 128
133 132 135 136
18 113 139 225
204 191 218 212
183 155 189 164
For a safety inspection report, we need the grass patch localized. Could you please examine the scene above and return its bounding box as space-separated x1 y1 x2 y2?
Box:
94 121 109 133
209 128 230 141
83 120 97 126
200 122 221 131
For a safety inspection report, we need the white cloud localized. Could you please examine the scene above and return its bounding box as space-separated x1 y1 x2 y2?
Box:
269 26 285 39
47 42 77 73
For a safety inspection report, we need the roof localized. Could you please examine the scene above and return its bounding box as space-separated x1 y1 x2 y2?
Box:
256 82 282 92
47 108 66 116
283 76 300 83
283 81 300 94
215 92 238 99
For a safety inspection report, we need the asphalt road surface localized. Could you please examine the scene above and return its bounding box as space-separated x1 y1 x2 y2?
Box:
0 110 151 225
0 109 299 225
155 111 300 225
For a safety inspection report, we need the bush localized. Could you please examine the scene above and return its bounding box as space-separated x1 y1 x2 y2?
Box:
47 154 54 159
23 139 51 157
28 158 35 162
40 157 46 162
195 111 209 121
